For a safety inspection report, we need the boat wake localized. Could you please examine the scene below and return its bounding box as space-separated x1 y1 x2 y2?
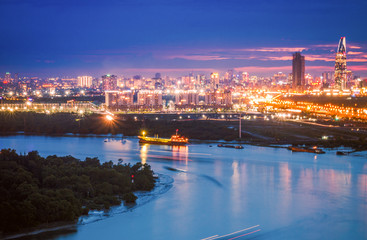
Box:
163 166 223 187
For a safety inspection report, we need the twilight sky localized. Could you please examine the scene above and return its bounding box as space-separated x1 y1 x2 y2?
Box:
0 0 366 78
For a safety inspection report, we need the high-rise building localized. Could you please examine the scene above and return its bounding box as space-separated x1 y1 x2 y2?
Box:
13 73 19 85
77 76 93 88
4 72 11 84
105 90 134 109
102 74 117 91
242 72 249 83
137 90 162 106
175 90 199 106
292 52 305 90
154 73 161 79
334 37 347 90
204 90 232 106
210 72 219 89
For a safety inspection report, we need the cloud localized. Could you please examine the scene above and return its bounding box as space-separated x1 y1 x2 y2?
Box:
265 56 293 61
234 66 292 73
348 65 367 71
167 55 229 61
312 44 336 48
304 55 334 62
348 51 363 55
348 58 367 63
349 45 362 49
237 47 308 52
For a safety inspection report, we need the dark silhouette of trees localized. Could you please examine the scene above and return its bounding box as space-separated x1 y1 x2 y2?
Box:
0 149 155 233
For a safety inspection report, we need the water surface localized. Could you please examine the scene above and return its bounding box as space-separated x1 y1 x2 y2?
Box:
1 135 367 240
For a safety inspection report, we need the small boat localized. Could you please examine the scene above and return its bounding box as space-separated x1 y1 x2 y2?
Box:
217 144 243 149
336 151 348 155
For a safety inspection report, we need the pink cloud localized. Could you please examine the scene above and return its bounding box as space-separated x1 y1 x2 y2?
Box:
312 44 336 48
167 55 229 61
349 45 361 49
115 67 219 73
304 55 334 62
348 58 367 62
234 66 292 72
237 47 307 52
266 56 293 61
349 65 367 71
348 51 363 55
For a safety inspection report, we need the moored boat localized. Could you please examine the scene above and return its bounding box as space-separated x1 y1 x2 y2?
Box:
138 130 188 145
217 144 244 149
288 146 325 154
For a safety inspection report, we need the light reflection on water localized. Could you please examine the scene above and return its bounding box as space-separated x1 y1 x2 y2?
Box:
1 135 367 240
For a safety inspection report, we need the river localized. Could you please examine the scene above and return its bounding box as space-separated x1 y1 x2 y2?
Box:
1 135 367 240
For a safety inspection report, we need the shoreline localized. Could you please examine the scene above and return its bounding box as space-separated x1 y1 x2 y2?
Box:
0 131 366 153
3 173 174 240
0 131 365 152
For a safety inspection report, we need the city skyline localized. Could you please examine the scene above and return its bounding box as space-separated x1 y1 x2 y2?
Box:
1 0 366 77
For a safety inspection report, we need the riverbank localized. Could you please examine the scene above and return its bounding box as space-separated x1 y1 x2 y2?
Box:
0 111 366 150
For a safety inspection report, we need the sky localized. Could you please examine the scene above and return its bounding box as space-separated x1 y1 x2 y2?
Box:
0 0 366 78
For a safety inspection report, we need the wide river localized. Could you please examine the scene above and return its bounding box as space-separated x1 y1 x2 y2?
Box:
1 135 367 240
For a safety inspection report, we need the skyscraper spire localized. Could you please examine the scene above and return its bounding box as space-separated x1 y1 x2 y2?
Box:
337 37 346 53
334 37 347 90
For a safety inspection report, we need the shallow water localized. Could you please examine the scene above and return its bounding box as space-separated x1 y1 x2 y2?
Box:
1 135 367 240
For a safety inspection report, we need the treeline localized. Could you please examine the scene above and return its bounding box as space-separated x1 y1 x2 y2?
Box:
0 149 155 233
0 112 239 141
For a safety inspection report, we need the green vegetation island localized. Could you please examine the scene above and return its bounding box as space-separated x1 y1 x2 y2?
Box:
0 112 367 151
0 149 155 235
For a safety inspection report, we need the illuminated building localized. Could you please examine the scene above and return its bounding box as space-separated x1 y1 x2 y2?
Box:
292 52 305 90
13 73 19 85
137 90 162 106
242 72 249 83
210 72 219 89
322 71 334 84
205 90 232 106
105 90 134 109
102 74 117 91
154 73 161 79
334 37 347 90
225 70 234 82
175 90 199 106
4 72 11 84
272 72 287 85
77 76 93 88
61 78 78 88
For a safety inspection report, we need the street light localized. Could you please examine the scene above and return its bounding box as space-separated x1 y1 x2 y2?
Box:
106 115 114 121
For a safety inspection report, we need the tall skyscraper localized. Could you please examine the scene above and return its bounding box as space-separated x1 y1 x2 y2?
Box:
242 72 249 83
102 74 117 91
210 72 219 89
334 37 347 90
4 72 11 84
77 76 93 88
13 73 19 85
154 73 161 79
292 52 305 90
